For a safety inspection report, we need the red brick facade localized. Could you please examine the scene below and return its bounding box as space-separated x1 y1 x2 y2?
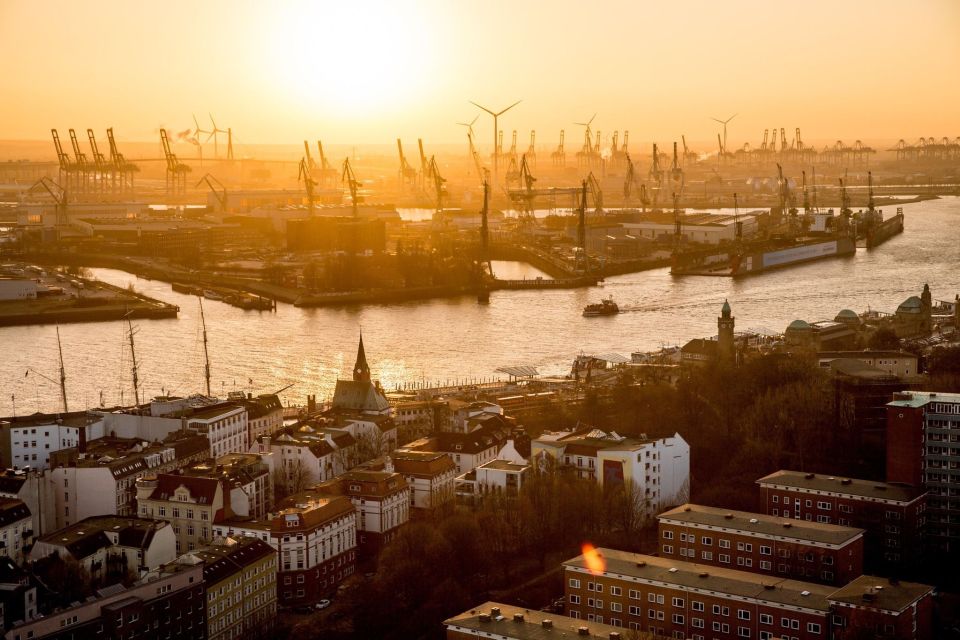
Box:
886 404 926 487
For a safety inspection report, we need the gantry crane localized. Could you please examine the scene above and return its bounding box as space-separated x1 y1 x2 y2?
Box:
649 143 663 209
526 130 536 167
427 155 446 217
397 139 418 187
106 128 138 191
316 141 337 185
87 129 109 193
68 129 90 193
298 158 316 215
417 139 428 188
303 141 317 172
160 128 191 195
28 176 68 229
670 141 684 195
551 130 566 167
342 158 363 217
51 129 74 190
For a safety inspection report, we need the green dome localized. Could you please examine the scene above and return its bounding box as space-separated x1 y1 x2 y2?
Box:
787 319 810 331
897 296 923 314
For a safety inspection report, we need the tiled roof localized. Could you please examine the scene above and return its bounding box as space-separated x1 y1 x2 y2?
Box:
331 380 390 413
0 498 31 527
149 474 221 505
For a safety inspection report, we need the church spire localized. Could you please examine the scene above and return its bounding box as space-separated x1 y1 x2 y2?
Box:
353 332 371 383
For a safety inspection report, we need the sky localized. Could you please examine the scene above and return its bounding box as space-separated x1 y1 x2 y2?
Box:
1 0 958 149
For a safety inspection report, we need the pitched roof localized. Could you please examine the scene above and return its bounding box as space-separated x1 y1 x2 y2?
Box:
0 498 31 527
197 538 276 585
149 474 221 505
331 380 390 413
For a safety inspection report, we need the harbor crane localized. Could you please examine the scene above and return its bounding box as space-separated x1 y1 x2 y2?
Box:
160 128 191 195
586 172 603 213
50 129 74 190
649 143 664 209
86 129 109 193
68 129 90 192
417 138 429 187
526 130 536 167
470 99 521 186
303 141 317 172
670 141 684 194
575 114 597 168
551 130 566 167
342 158 363 217
28 176 68 228
623 153 649 212
316 141 337 186
298 157 316 214
106 128 138 191
466 130 487 185
196 173 228 212
396 139 418 186
427 156 446 216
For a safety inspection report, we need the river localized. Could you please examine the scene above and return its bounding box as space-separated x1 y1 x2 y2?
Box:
3 197 958 415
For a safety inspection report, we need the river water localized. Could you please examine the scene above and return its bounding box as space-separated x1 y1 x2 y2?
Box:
3 197 958 415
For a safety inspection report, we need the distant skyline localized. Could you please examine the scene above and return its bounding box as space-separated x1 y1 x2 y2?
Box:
1 0 958 148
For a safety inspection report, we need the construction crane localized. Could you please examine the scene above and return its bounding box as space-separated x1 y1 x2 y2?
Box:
551 130 566 167
396 139 418 186
196 173 227 212
342 158 363 218
86 129 109 193
106 128 137 191
298 158 316 215
160 128 191 195
50 129 74 190
681 135 697 167
68 129 90 193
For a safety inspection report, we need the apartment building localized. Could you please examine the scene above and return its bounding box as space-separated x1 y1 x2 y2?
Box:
887 390 960 552
185 403 249 459
658 504 864 586
0 411 96 471
455 459 531 505
253 426 358 487
828 575 934 639
312 469 409 557
399 417 511 475
445 602 625 640
757 470 926 572
213 494 356 607
532 428 690 519
195 536 277 640
374 451 457 517
136 474 229 554
0 498 32 565
241 393 284 443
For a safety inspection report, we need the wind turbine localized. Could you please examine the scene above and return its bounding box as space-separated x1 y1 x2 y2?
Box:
711 113 737 157
456 115 479 139
208 113 228 159
574 114 597 166
470 100 521 185
193 114 211 148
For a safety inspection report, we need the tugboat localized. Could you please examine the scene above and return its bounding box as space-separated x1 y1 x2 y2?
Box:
583 297 619 317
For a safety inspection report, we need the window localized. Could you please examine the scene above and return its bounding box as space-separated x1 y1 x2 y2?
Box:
663 530 674 539
692 617 704 628
760 613 772 625
738 627 751 638
672 614 684 624
569 578 581 589
701 551 713 561
672 597 684 608
649 593 657 603
772 495 779 503
760 545 771 555
569 595 581 604
719 539 731 549
610 586 621 596
662 545 673 554
807 622 821 634
719 553 731 563
738 610 750 620
691 601 704 612
628 589 640 600
629 605 641 616
611 603 622 613
760 560 772 570
701 536 712 546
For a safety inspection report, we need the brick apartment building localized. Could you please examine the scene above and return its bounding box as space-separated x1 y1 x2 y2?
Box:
757 470 927 573
658 504 864 586
563 548 934 640
887 390 960 553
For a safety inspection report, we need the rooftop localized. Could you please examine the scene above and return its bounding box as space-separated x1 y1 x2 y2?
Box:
194 537 276 585
658 503 864 547
36 515 169 559
445 602 623 639
757 470 925 504
888 390 960 408
829 575 933 614
564 549 834 613
479 459 530 472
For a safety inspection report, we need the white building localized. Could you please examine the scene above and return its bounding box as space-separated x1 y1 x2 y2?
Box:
0 278 39 300
532 428 691 518
186 403 249 458
0 412 101 471
252 427 358 489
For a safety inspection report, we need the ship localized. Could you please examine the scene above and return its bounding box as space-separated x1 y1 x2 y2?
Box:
863 207 904 248
671 235 856 276
583 297 619 317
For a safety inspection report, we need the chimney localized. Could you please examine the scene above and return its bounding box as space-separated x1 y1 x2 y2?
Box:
578 627 590 636
541 620 553 629
512 613 524 623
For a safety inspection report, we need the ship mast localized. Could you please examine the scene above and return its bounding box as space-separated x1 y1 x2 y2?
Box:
56 326 68 413
199 297 212 397
126 314 141 407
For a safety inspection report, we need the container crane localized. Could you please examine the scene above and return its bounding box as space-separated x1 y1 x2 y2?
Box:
670 141 684 194
342 158 363 218
526 130 536 167
304 141 317 172
427 156 446 216
68 129 90 192
51 129 74 190
397 139 418 186
298 157 316 215
649 143 663 209
87 129 109 193
417 139 428 187
551 130 566 167
106 128 137 191
316 141 337 186
160 128 191 195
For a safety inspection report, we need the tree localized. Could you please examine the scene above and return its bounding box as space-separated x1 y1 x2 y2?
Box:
868 326 901 350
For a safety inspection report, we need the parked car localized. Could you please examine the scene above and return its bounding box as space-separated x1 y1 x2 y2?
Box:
315 599 331 610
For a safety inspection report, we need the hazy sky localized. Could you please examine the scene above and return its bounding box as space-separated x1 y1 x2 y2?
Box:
2 0 958 148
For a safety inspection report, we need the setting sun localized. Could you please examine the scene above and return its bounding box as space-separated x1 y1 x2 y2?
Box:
263 1 438 116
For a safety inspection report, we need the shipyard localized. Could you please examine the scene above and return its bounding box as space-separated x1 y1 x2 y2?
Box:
2 1 960 639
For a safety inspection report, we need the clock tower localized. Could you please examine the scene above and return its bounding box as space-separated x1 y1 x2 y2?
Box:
353 333 371 383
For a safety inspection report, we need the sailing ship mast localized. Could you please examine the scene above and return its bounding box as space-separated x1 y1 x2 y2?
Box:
56 326 68 413
199 297 212 397
126 314 141 406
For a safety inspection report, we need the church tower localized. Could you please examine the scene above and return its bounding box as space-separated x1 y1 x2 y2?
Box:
718 299 735 362
353 333 371 383
921 284 932 334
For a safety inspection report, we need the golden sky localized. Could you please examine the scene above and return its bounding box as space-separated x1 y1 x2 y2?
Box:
2 0 958 147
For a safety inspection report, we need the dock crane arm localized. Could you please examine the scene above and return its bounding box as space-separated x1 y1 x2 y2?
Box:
298 158 316 214
342 158 363 217
195 173 227 211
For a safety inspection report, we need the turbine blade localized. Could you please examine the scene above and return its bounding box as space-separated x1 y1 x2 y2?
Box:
469 101 495 116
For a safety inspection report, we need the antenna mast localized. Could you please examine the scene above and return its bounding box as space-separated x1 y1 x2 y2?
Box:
126 314 141 407
199 297 212 397
56 326 68 413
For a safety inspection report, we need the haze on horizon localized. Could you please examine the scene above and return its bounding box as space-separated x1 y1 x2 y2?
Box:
1 0 958 149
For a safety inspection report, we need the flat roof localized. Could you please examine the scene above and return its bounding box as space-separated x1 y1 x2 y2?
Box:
564 549 834 613
829 575 933 614
757 470 925 504
888 391 960 408
479 459 529 472
445 601 622 639
659 504 863 547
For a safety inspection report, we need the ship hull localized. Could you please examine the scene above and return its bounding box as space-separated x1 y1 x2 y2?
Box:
866 213 904 248
671 236 856 277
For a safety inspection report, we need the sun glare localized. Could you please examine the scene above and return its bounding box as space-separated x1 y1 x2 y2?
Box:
265 1 434 116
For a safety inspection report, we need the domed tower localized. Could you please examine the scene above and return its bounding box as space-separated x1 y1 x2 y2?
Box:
921 284 932 330
718 299 735 362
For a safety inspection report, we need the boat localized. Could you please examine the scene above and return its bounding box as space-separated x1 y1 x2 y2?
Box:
203 290 224 301
671 233 856 277
172 282 203 296
583 297 619 317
